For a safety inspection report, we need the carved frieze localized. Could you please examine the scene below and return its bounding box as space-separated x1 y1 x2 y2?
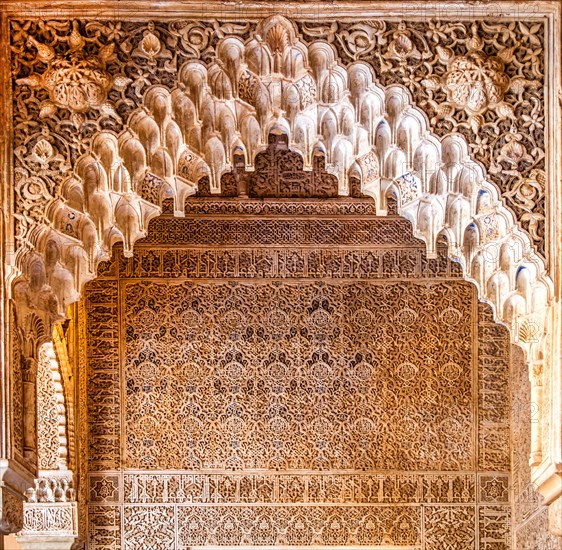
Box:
141 216 421 246
123 280 475 471
97 212 461 281
116 472 478 505
132 505 422 547
478 304 511 472
21 503 76 534
87 505 121 549
11 307 25 461
181 197 383 216
36 346 64 471
116 246 459 281
84 280 120 472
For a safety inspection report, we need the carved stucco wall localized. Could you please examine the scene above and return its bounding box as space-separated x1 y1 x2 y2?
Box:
8 13 552 353
81 199 513 549
2 4 560 546
511 344 562 550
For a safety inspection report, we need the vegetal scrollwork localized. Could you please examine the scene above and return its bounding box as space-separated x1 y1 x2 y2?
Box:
15 21 129 127
82 213 512 547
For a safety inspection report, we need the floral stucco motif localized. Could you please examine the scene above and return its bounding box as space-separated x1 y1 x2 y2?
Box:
445 51 510 114
422 24 519 123
16 21 130 126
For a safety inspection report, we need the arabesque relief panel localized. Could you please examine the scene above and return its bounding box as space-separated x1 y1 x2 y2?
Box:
83 203 513 549
124 279 474 472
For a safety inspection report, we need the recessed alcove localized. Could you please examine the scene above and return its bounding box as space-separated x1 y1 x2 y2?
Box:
3 6 560 550
78 195 517 548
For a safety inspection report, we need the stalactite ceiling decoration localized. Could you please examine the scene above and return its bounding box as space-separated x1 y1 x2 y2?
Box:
10 14 551 354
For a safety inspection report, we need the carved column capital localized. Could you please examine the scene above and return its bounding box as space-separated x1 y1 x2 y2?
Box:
26 472 75 504
15 471 78 547
16 501 78 549
0 459 34 535
0 486 24 535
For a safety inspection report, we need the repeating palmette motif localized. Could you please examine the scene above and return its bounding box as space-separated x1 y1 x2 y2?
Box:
123 280 475 472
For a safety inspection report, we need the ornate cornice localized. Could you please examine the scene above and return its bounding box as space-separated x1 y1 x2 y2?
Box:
1 0 559 16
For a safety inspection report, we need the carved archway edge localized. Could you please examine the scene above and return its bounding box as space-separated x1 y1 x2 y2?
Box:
6 13 560 538
11 15 552 348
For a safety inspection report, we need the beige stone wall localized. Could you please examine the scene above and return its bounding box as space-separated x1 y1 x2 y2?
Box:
82 204 513 548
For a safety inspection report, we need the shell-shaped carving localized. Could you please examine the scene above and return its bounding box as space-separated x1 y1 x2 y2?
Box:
266 24 289 55
519 318 542 344
140 32 162 57
32 139 54 163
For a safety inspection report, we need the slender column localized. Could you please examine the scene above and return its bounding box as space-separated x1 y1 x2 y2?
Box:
21 361 36 467
529 359 544 467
